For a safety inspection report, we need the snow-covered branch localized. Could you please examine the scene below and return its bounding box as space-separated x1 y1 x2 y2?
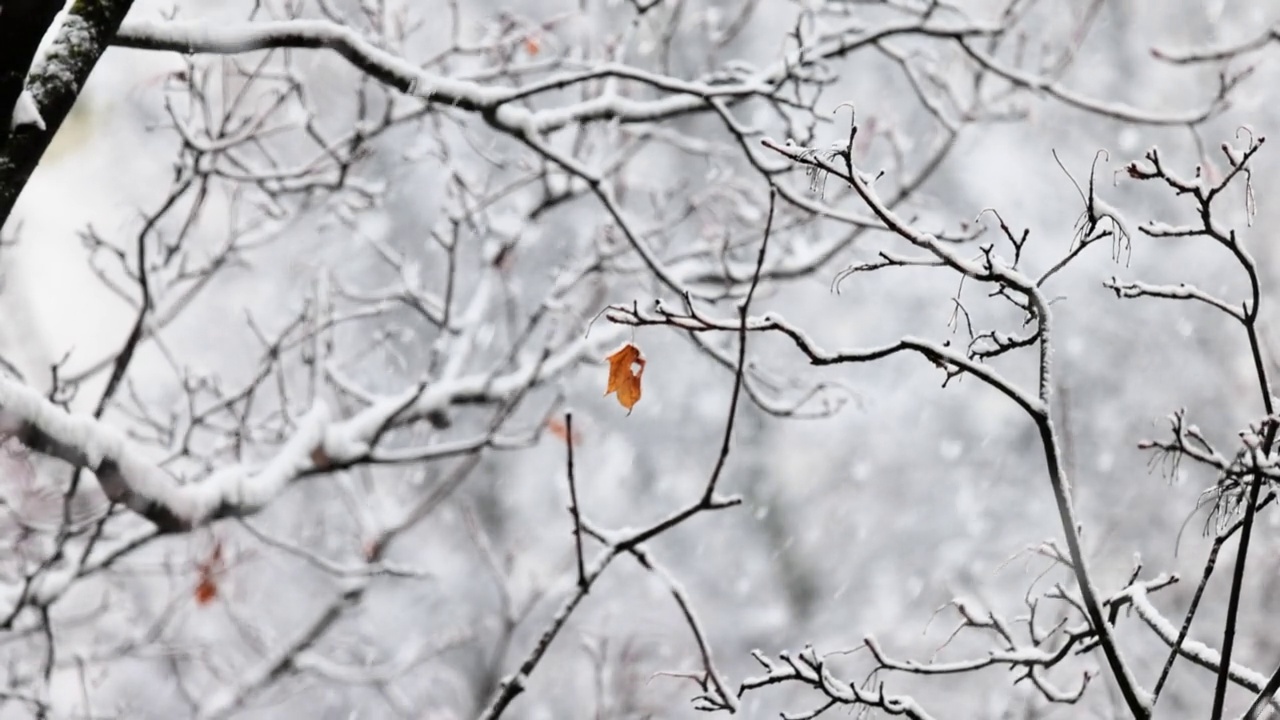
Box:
741 646 937 720
112 16 999 136
1103 278 1246 322
1112 578 1277 701
0 333 600 533
0 372 328 532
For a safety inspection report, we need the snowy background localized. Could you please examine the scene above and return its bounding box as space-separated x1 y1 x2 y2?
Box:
4 0 1280 717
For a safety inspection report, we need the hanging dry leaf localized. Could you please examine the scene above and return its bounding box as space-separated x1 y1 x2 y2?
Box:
194 575 218 605
605 343 645 412
193 541 225 606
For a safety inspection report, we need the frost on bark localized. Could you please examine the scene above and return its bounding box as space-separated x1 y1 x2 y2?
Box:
0 0 136 229
0 0 62 138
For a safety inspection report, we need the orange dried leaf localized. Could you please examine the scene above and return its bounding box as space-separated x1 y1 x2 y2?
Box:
194 576 218 605
605 343 646 412
193 540 225 607
523 34 541 56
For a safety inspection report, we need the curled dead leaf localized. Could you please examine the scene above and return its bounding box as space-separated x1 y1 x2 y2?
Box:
194 541 225 607
605 343 645 413
194 575 218 605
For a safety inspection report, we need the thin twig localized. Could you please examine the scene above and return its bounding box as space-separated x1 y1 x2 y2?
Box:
564 412 586 590
701 187 775 504
1153 494 1274 706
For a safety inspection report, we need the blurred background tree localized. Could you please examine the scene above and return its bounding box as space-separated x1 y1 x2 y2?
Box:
2 1 1280 718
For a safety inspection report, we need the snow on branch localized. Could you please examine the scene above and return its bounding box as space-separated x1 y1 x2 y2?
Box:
321 333 598 460
741 646 937 720
114 19 738 137
1112 577 1276 700
0 372 327 533
0 333 598 533
111 16 999 138
115 20 466 105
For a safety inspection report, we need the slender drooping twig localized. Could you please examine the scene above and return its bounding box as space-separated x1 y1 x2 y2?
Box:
563 412 587 590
